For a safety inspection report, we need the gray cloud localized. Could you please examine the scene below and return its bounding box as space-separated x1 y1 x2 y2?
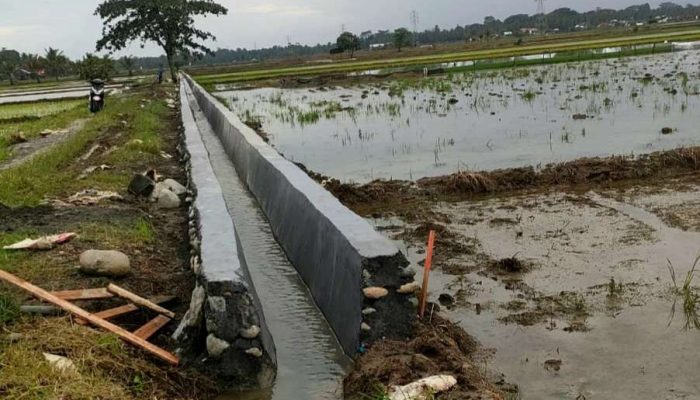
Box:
0 0 696 59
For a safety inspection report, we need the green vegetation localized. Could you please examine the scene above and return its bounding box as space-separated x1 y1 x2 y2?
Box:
668 256 700 330
0 292 20 325
0 92 168 206
0 98 84 121
195 28 700 85
95 0 228 82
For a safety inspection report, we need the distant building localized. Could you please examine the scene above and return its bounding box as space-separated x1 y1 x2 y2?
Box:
360 30 373 40
369 43 390 50
520 27 539 35
503 31 513 36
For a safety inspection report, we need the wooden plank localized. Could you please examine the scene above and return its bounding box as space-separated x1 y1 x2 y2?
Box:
51 288 114 301
133 315 171 340
75 296 176 325
106 284 175 318
0 269 179 365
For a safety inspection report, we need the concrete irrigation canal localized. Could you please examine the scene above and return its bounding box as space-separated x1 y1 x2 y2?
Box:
175 75 416 398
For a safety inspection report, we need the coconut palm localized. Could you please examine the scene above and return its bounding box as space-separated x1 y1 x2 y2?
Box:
44 47 70 81
21 53 45 83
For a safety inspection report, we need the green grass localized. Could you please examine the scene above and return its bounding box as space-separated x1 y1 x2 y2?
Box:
0 101 88 163
0 99 85 120
0 91 171 206
195 28 700 85
0 292 20 325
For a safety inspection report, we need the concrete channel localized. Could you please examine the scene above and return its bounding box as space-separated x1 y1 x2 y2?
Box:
184 85 350 398
178 74 417 396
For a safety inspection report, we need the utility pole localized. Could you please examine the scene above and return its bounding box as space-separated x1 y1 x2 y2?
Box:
411 10 419 46
341 24 346 34
535 0 547 33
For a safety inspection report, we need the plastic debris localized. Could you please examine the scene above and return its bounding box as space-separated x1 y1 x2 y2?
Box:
67 190 122 206
3 232 77 250
389 375 457 400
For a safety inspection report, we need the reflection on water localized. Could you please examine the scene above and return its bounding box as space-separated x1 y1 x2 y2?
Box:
219 49 700 183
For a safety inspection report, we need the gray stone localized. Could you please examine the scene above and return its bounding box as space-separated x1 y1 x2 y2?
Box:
361 322 371 331
245 347 263 358
78 250 131 277
362 307 377 315
172 285 205 341
162 178 187 195
157 188 181 209
240 325 261 339
206 334 230 357
399 267 417 279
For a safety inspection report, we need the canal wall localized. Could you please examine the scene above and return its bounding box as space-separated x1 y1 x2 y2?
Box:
182 74 414 356
173 79 275 388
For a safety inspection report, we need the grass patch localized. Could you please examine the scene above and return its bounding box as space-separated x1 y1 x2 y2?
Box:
0 318 215 399
0 101 87 163
0 99 85 120
0 292 20 325
0 94 151 206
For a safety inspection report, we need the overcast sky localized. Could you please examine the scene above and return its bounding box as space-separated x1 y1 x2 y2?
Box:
0 0 696 59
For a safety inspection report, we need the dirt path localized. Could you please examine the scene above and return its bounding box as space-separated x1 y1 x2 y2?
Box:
0 119 86 171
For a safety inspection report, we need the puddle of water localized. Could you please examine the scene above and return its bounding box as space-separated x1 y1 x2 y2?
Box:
217 50 700 183
369 188 700 399
187 94 350 400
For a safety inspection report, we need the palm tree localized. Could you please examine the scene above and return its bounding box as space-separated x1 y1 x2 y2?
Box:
21 53 45 83
44 47 69 81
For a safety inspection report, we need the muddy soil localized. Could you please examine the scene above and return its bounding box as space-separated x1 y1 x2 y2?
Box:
317 146 700 218
354 164 700 399
344 315 511 400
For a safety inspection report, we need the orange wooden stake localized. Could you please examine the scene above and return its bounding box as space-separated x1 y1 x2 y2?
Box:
419 230 436 318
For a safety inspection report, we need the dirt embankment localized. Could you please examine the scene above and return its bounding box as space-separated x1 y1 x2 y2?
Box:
345 314 512 400
317 147 700 217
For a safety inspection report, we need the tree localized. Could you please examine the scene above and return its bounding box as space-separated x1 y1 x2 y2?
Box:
21 53 45 83
120 55 136 76
95 0 227 84
76 53 114 81
336 32 360 57
393 28 413 52
44 48 70 81
0 49 20 85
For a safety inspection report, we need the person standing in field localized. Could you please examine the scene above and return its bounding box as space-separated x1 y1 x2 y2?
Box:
157 64 164 84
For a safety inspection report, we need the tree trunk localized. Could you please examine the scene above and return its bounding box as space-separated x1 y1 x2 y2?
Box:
166 52 178 84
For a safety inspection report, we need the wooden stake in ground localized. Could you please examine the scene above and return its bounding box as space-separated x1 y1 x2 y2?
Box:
419 230 436 318
0 269 179 365
106 284 175 318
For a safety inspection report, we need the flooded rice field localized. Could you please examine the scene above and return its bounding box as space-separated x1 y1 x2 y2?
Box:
369 177 700 399
217 49 700 183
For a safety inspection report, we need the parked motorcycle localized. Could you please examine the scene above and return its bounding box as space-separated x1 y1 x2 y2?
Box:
89 79 105 113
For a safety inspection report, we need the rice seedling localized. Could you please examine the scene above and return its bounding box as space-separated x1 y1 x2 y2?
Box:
667 255 700 330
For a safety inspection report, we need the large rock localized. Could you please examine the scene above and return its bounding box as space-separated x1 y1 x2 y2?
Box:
162 178 187 195
157 188 181 209
78 250 131 277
